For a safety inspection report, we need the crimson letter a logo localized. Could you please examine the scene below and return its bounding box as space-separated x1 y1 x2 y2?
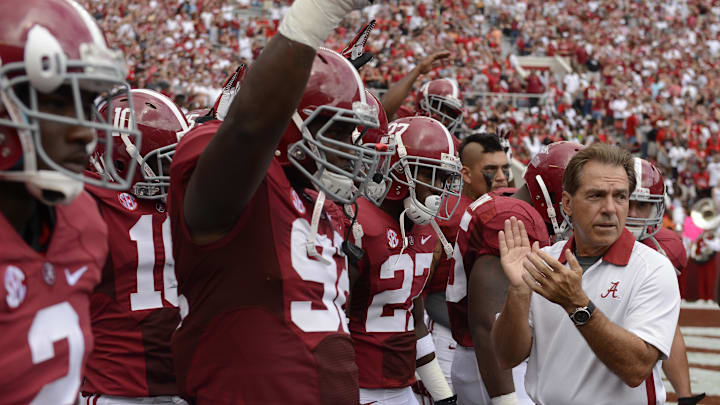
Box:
601 281 620 299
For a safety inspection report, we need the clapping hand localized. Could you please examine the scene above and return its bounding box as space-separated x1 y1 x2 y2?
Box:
524 246 589 313
498 216 532 289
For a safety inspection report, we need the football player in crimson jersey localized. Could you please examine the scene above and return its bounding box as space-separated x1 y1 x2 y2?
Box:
378 53 452 120
81 89 190 405
388 78 465 137
166 0 386 402
627 158 705 405
447 142 583 405
345 116 462 405
419 133 510 399
0 0 139 404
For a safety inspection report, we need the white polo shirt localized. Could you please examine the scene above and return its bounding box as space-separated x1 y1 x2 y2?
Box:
524 229 680 405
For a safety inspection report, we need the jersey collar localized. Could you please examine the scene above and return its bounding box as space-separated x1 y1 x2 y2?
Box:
558 228 635 267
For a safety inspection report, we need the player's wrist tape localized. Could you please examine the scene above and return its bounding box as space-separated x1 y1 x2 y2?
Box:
490 392 519 405
416 334 436 360
278 0 356 49
416 358 454 401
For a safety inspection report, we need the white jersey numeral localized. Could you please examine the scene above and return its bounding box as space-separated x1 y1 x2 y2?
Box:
129 215 178 311
28 302 84 405
112 107 133 136
365 252 432 333
387 122 410 138
290 218 350 333
445 241 467 303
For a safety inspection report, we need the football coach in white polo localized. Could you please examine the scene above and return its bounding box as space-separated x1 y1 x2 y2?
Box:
492 143 680 405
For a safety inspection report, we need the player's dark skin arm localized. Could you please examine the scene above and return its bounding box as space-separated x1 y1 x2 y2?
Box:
413 296 435 367
468 254 516 397
381 51 450 120
183 34 316 242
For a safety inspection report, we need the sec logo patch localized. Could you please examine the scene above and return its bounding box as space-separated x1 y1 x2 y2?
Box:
4 265 27 309
387 229 399 249
117 192 138 211
291 189 306 215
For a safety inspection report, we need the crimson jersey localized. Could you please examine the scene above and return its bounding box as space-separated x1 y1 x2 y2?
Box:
347 198 436 388
0 192 107 405
168 121 357 405
642 228 688 273
446 194 550 347
83 179 180 397
425 195 473 294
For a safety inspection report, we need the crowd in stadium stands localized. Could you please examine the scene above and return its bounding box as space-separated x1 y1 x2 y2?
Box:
80 0 720 264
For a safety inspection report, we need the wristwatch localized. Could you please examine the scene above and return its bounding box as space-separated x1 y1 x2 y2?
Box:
569 300 595 326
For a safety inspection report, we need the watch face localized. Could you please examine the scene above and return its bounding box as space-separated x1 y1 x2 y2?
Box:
574 310 590 324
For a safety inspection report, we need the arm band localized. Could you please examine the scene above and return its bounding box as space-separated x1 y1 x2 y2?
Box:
278 0 353 48
416 334 435 360
490 393 519 405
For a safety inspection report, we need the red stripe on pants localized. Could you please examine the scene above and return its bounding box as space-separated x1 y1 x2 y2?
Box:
645 373 656 405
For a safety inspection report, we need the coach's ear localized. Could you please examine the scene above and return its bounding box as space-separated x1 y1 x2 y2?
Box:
562 190 573 217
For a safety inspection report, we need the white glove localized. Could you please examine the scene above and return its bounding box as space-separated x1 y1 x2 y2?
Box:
278 0 374 48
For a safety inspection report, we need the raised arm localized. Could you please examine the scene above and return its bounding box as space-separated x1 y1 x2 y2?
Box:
183 0 369 240
381 51 450 120
491 218 534 369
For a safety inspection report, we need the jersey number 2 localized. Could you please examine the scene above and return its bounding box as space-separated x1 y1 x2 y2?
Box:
366 253 432 333
28 302 84 405
129 215 178 311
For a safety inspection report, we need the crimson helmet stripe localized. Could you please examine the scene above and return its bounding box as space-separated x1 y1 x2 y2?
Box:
132 89 189 131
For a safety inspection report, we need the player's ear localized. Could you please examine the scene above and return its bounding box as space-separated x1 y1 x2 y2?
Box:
461 164 472 186
562 190 572 217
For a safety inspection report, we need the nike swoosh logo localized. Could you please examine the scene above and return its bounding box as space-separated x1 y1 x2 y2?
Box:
64 266 88 286
421 235 432 244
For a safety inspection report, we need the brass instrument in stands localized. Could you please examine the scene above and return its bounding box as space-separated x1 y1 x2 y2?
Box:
690 198 720 262
691 198 720 231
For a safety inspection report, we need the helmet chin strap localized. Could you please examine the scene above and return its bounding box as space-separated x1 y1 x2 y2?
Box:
430 218 454 258
646 235 679 275
121 133 155 181
535 174 568 237
1 170 83 205
306 191 332 265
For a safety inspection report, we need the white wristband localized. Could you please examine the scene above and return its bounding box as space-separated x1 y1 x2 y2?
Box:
415 358 454 401
491 392 519 405
416 334 436 360
278 0 359 49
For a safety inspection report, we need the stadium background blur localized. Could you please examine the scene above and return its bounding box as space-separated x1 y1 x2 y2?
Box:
78 1 720 402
